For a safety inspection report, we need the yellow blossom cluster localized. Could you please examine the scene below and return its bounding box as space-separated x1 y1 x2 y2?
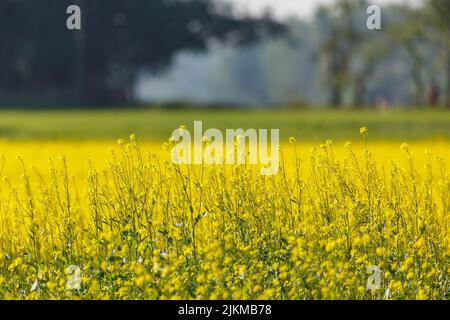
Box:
0 130 449 300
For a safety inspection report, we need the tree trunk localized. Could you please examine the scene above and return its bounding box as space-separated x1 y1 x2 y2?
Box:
329 51 343 108
330 83 342 108
412 68 424 108
353 60 376 108
353 77 366 108
446 53 450 108
405 42 424 108
74 0 86 105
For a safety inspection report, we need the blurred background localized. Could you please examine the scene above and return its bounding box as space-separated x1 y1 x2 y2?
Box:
0 0 449 143
0 0 448 109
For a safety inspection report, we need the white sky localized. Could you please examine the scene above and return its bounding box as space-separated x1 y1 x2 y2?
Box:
224 0 423 19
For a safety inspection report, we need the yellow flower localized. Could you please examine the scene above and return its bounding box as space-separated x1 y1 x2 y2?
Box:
400 143 409 151
135 276 145 287
359 127 368 137
8 257 23 272
416 289 427 300
46 281 57 291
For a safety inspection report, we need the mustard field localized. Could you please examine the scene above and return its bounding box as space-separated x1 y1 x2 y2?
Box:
0 130 449 299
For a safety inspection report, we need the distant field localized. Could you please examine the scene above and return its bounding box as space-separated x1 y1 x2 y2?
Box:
0 109 449 141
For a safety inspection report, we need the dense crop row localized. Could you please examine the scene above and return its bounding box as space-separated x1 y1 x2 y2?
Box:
0 131 449 299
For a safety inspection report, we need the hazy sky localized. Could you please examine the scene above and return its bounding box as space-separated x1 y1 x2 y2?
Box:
225 0 423 19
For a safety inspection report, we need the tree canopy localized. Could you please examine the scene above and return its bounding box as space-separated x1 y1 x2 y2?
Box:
0 0 284 106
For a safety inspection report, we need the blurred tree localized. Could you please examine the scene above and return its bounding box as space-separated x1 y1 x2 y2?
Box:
0 0 284 106
352 38 388 107
319 0 367 108
427 0 450 107
387 8 427 107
